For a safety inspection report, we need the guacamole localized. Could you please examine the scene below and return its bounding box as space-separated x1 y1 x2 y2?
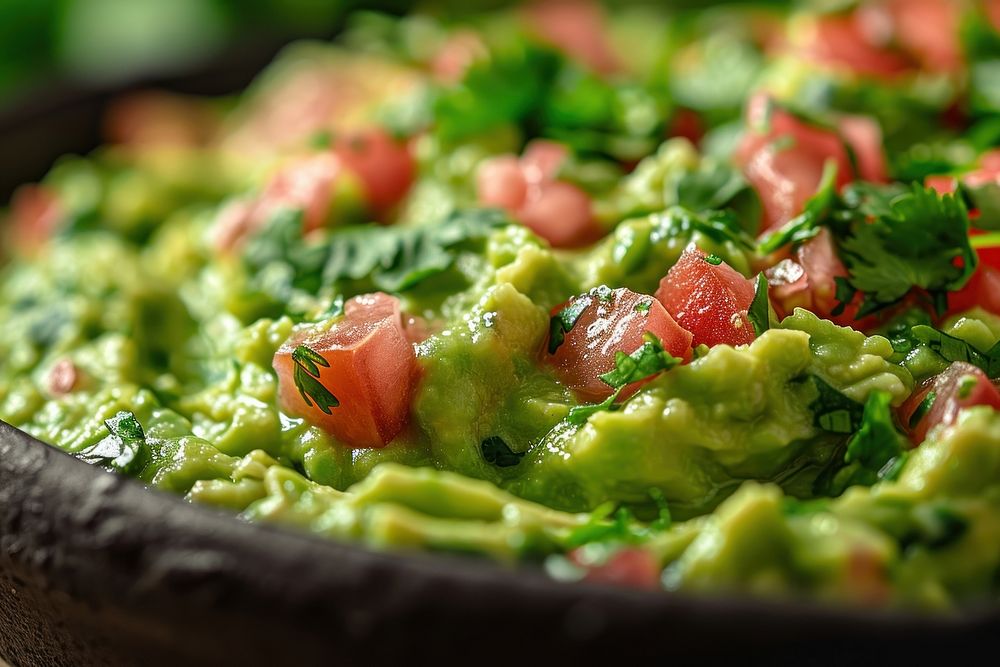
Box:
4 0 1000 610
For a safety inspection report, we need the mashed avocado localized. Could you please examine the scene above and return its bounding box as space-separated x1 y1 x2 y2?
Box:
3 1 1000 610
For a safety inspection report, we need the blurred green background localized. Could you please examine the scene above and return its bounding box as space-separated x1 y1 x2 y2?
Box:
0 0 421 103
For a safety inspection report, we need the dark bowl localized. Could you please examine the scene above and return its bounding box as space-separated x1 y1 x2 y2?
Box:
2 42 1000 667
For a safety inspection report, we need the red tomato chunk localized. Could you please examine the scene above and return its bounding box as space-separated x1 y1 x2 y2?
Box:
656 247 757 348
899 362 1000 445
273 293 421 448
545 287 692 402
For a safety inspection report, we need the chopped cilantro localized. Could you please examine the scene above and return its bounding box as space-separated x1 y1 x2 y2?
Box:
480 436 525 468
808 375 864 435
76 411 150 476
747 273 770 337
756 160 838 255
703 254 723 265
837 185 977 317
244 208 509 301
909 391 937 430
844 391 908 483
566 332 681 426
291 345 339 414
548 293 594 355
909 325 1000 379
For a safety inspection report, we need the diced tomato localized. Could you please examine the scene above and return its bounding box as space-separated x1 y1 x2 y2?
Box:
925 175 957 195
47 358 80 396
844 547 891 607
667 108 705 146
736 94 883 232
477 156 528 210
742 143 828 233
256 152 343 234
519 181 601 249
273 293 421 448
8 185 63 250
899 362 1000 445
796 12 912 79
880 0 962 74
334 128 415 212
544 287 693 402
212 198 258 253
988 0 1000 31
522 0 620 75
431 29 487 83
655 246 757 348
947 265 1000 317
765 228 870 327
837 114 888 183
476 140 602 248
567 547 662 590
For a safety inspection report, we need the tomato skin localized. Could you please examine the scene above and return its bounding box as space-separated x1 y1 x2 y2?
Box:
947 266 1000 317
900 362 1000 445
8 185 63 250
881 0 962 74
476 140 602 248
519 181 601 249
837 114 888 183
567 547 661 590
431 29 486 83
737 94 883 232
765 228 875 327
273 293 420 448
655 247 757 348
797 13 912 79
522 0 620 75
545 287 692 402
334 128 415 212
259 152 344 234
477 156 527 210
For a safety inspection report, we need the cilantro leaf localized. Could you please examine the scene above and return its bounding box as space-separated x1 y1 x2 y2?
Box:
566 332 681 426
548 297 591 354
598 332 682 388
244 208 509 304
808 375 864 434
757 159 839 255
843 390 908 483
292 345 339 414
748 273 770 337
909 325 1000 379
837 185 977 317
563 488 672 549
480 436 525 468
433 41 560 144
76 411 150 476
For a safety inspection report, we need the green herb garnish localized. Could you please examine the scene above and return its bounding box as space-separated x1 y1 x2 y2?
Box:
76 411 150 476
480 436 525 468
747 273 770 337
291 345 339 414
566 332 681 425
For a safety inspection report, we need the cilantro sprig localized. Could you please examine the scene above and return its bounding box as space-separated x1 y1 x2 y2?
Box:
244 208 508 300
758 178 978 319
291 345 339 414
836 185 976 317
76 411 150 476
566 332 681 425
